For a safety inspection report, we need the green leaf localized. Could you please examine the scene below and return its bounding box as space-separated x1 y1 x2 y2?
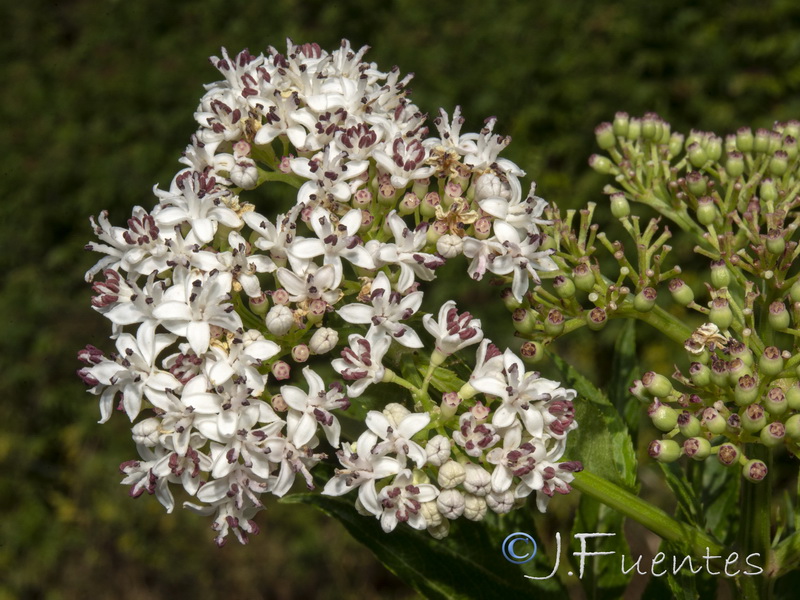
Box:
608 319 642 439
282 493 564 600
701 460 739 543
658 462 702 527
551 353 638 492
428 366 466 395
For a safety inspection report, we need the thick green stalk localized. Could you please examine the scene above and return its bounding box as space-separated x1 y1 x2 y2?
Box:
571 470 723 557
737 445 774 600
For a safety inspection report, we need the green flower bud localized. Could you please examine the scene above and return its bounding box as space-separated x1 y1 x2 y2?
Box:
420 192 440 218
683 437 711 460
696 196 717 226
754 128 770 153
589 154 615 174
766 229 786 256
706 136 723 161
760 178 777 203
586 307 608 331
709 297 733 330
553 275 576 299
668 132 684 157
668 278 694 306
710 260 731 289
511 308 537 334
741 404 767 434
500 288 523 311
398 192 420 215
727 413 742 434
687 142 708 168
626 117 642 140
612 112 630 137
758 346 784 378
648 439 681 463
727 358 751 384
768 300 790 331
677 411 702 437
572 263 596 292
710 359 730 388
785 414 800 440
734 374 759 406
701 407 727 435
249 292 270 316
544 309 565 337
610 193 630 218
728 340 754 367
791 281 800 304
764 387 787 415
595 122 616 150
783 135 798 159
743 459 769 482
306 298 327 325
633 286 658 312
520 341 545 365
769 150 789 176
736 127 754 152
759 421 785 448
717 443 741 467
786 383 800 410
649 402 678 432
643 371 673 398
782 121 800 139
725 151 745 178
689 362 711 387
686 171 708 196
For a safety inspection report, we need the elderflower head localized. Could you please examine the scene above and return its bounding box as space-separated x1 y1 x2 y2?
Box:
78 39 579 545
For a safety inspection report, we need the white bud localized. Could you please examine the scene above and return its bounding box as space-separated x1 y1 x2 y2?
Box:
462 463 492 496
308 327 339 355
427 519 450 539
463 494 488 521
437 488 465 519
230 159 259 190
420 500 443 528
383 402 410 425
131 417 161 446
486 490 515 514
425 435 451 466
437 460 466 489
266 304 294 336
473 172 508 201
436 234 463 259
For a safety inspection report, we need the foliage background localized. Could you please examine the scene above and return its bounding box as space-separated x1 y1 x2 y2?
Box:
3 0 800 597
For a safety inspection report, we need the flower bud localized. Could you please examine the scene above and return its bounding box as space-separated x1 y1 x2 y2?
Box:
595 122 616 149
230 160 259 190
633 287 658 312
696 196 717 226
728 340 753 366
709 297 733 330
437 460 466 489
271 361 291 381
266 304 294 336
544 309 565 336
131 417 161 447
629 379 649 402
440 391 461 419
710 359 729 388
627 117 642 140
463 464 492 497
572 263 596 292
759 421 785 448
520 341 545 365
668 132 684 157
463 494 488 521
766 229 786 257
420 192 440 218
437 488 465 519
425 435 452 467
427 520 450 539
436 234 463 259
648 439 681 463
669 278 694 306
472 217 492 240
758 346 784 378
785 414 800 440
684 437 712 460
710 260 731 289
727 358 751 384
643 371 673 397
420 501 443 528
308 327 338 355
725 151 745 178
512 308 537 334
613 112 630 136
610 193 630 218
291 344 309 363
736 127 754 152
586 307 608 331
760 178 777 203
786 383 800 410
766 302 790 333
717 443 740 467
272 288 290 305
743 459 769 482
687 142 708 168
734 374 759 406
553 276 576 299
689 362 711 387
500 288 522 311
677 411 702 437
649 401 678 431
486 490 514 514
754 128 771 153
352 188 372 208
398 192 420 215
727 413 742 434
686 171 707 196
741 404 767 434
589 154 615 174
769 150 789 176
271 393 288 411
764 387 787 415
701 407 727 435
249 291 270 316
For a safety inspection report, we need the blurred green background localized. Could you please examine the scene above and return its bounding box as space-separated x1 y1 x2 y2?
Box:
4 0 800 598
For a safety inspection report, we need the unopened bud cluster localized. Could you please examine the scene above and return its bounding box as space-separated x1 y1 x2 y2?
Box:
78 41 580 545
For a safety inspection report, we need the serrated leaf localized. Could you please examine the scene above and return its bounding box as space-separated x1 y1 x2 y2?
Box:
428 366 466 395
282 493 564 600
658 462 702 527
551 353 638 492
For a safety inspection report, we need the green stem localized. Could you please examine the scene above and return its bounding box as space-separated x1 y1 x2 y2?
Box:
737 445 774 600
571 470 723 557
619 303 694 345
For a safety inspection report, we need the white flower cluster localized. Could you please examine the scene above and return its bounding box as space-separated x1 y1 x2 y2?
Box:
79 40 577 545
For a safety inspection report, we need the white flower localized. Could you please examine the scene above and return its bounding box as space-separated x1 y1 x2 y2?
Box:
331 333 390 397
486 220 558 301
451 412 500 457
281 367 350 447
337 271 423 348
423 300 483 356
376 474 439 532
365 408 430 468
276 264 341 304
291 146 369 204
373 135 434 189
378 212 444 292
203 329 280 394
